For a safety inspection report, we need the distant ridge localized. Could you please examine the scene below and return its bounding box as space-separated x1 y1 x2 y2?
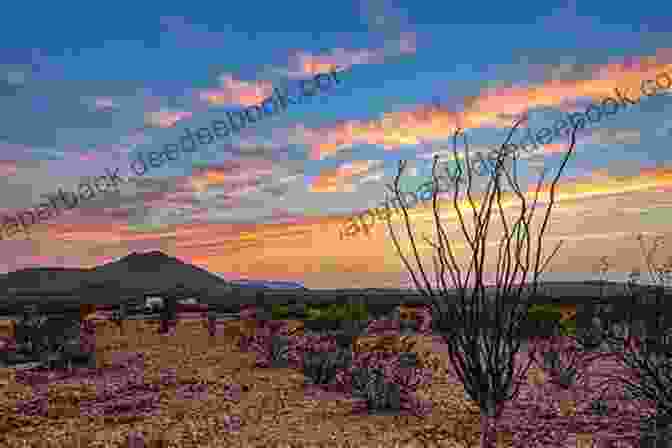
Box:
0 251 232 301
87 251 232 294
228 279 306 290
0 251 669 309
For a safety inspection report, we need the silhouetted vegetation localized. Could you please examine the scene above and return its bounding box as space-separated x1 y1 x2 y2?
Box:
383 117 580 447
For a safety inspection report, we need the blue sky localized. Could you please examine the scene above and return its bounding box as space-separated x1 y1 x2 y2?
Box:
0 1 671 289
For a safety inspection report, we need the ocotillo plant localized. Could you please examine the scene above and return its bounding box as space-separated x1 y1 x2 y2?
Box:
382 115 580 447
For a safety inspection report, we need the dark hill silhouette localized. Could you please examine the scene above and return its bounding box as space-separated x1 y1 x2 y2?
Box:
0 267 90 294
0 251 669 310
86 251 232 295
0 251 232 303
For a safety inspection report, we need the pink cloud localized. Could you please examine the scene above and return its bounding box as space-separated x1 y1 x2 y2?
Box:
93 97 120 111
199 74 274 107
0 160 18 177
282 34 416 78
144 109 193 129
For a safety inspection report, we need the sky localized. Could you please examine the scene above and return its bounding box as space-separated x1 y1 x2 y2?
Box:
1 0 672 289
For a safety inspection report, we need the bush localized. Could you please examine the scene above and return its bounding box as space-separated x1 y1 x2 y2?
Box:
302 347 352 385
590 398 610 416
237 317 302 368
350 366 401 412
305 302 369 322
271 304 291 320
240 309 433 416
559 319 577 337
335 350 433 416
525 304 565 338
303 318 342 332
639 413 672 448
302 303 371 336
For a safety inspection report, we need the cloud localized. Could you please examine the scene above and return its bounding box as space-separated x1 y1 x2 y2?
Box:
531 166 672 198
0 160 18 177
188 159 275 195
308 160 382 193
274 32 416 80
143 109 193 129
92 97 121 112
198 74 274 107
301 50 672 159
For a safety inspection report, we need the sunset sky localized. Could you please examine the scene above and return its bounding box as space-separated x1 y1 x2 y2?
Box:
1 1 671 289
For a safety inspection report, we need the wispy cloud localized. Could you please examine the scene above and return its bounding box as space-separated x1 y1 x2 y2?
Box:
308 160 382 193
188 160 275 194
198 74 274 107
300 50 672 159
284 35 416 78
143 109 193 129
92 97 121 112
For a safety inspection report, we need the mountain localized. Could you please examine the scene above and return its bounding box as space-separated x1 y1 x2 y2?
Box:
86 251 232 295
228 279 306 290
0 267 90 294
0 251 232 302
1 251 669 309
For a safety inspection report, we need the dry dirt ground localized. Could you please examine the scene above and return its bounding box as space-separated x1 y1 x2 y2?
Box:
0 318 598 447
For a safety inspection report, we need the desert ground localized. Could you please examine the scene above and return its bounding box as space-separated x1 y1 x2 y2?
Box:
0 310 650 447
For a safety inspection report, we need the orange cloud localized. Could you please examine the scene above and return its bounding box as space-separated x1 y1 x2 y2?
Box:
309 160 377 193
330 165 672 243
304 49 672 159
199 74 274 106
530 166 672 199
188 161 275 193
18 166 671 284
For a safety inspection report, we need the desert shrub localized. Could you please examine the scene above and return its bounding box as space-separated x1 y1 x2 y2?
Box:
527 304 563 324
639 413 672 448
302 303 371 337
523 304 565 339
305 302 369 322
239 311 433 416
350 366 402 412
575 320 604 351
271 304 291 320
302 347 352 385
559 318 577 337
335 349 433 416
237 318 303 368
111 305 126 327
589 397 610 416
303 318 342 332
288 332 350 385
